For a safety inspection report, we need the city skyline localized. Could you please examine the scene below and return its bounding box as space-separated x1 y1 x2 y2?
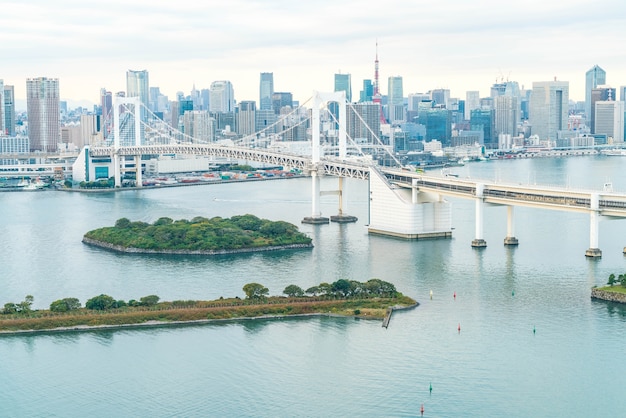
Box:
2 0 626 109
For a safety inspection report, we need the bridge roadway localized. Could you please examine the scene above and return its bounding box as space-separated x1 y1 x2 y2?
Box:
89 143 626 217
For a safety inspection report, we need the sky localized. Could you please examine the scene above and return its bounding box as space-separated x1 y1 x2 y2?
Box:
2 0 626 110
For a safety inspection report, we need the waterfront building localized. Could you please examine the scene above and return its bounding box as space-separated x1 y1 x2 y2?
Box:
209 81 235 113
590 86 616 134
0 80 4 135
237 101 256 136
465 91 480 121
495 95 519 137
259 73 274 111
418 108 452 146
594 101 624 143
26 77 60 152
470 108 496 148
585 65 606 119
360 79 373 102
387 76 404 123
529 80 569 141
334 73 352 103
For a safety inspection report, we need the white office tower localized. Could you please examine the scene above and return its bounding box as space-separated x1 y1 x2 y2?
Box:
209 81 235 113
529 80 569 141
26 77 60 152
495 95 519 137
183 110 215 142
465 91 480 120
237 101 256 136
126 69 149 143
595 101 625 143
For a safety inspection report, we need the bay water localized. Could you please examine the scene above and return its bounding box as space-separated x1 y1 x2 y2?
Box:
0 155 625 417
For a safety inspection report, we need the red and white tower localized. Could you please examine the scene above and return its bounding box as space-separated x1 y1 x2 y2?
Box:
372 41 387 124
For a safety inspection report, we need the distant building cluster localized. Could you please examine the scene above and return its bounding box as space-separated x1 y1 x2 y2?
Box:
0 61 624 163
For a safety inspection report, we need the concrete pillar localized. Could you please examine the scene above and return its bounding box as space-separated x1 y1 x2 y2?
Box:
586 193 602 257
135 155 142 188
472 183 487 248
504 205 519 245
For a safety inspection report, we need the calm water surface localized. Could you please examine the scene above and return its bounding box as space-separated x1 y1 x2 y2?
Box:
1 155 625 417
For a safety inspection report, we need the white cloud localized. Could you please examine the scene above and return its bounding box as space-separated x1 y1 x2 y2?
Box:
2 0 626 107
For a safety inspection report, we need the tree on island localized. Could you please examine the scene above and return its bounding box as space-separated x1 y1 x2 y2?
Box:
243 283 269 300
283 285 305 297
86 294 117 310
50 298 81 313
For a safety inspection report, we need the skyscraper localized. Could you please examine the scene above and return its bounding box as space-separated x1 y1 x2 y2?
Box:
237 101 256 136
209 81 235 113
387 76 404 123
0 80 4 135
259 73 274 111
495 95 519 137
126 69 149 109
334 73 352 102
585 65 606 119
360 80 373 102
26 77 60 152
347 103 380 143
465 91 480 121
529 80 569 141
590 86 616 134
594 101 624 142
272 92 293 115
3 84 15 136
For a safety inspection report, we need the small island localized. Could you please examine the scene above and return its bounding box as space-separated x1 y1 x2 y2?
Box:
83 214 313 255
0 280 418 334
592 273 626 303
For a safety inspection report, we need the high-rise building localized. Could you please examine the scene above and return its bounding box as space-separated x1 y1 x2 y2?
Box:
26 77 60 152
430 89 450 109
272 92 293 115
126 69 149 109
595 101 624 142
465 91 480 121
418 108 453 146
183 110 215 142
585 65 606 119
259 73 274 111
470 108 495 148
360 80 373 102
495 95 519 137
209 81 235 113
100 88 112 121
0 80 4 135
334 73 352 102
237 101 256 136
347 103 380 143
3 84 15 136
387 76 404 123
590 86 616 134
529 80 569 141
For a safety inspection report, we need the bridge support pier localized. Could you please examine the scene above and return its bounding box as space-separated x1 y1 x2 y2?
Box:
302 171 329 224
330 177 357 223
472 183 487 248
504 206 518 245
586 193 602 258
135 155 142 188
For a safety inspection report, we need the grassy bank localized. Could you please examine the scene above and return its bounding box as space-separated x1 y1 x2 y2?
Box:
596 286 626 294
0 296 417 334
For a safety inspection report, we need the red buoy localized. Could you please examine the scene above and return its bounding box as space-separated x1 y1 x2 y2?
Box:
458 323 461 333
421 404 424 415
453 291 456 299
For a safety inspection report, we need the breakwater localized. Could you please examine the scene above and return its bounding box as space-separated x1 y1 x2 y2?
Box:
591 288 626 303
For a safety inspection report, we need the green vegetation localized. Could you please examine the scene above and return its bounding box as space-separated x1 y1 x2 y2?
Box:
83 214 313 252
0 279 416 333
606 273 626 288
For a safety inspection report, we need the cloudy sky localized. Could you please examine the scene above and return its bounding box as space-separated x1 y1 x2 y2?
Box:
2 0 625 109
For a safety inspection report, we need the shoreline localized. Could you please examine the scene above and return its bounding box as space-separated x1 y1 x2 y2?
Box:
81 236 314 255
0 302 419 336
591 287 626 303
